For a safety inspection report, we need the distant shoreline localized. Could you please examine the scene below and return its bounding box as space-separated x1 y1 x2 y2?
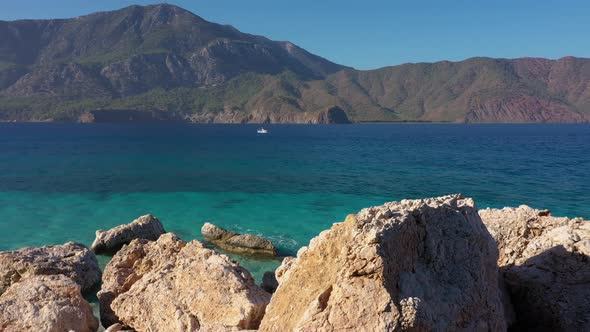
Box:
1 120 589 125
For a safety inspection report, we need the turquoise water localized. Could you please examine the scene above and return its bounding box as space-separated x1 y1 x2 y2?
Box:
1 123 589 279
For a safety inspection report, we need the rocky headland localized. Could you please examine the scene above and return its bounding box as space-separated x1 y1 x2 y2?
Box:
0 196 588 331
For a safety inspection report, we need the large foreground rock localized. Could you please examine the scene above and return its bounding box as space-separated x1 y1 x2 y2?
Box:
97 233 186 327
201 222 277 256
0 275 98 332
0 242 101 295
99 233 271 331
480 206 590 331
260 195 505 331
91 214 165 255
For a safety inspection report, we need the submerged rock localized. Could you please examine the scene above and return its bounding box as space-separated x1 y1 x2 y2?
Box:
480 206 590 331
91 214 165 255
0 242 101 295
100 233 270 331
259 195 506 331
0 275 98 332
201 222 277 256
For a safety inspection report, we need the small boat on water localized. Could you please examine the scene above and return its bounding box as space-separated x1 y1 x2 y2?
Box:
257 127 269 134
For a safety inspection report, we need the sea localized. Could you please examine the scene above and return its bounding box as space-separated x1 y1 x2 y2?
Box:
0 123 589 280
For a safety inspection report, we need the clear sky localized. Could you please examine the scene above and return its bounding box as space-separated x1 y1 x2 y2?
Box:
2 0 589 70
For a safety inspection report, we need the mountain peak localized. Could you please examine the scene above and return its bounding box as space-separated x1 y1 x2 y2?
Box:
110 3 207 24
0 3 346 94
143 2 202 18
117 3 191 13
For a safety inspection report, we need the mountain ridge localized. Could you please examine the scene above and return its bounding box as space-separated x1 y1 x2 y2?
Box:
0 4 588 123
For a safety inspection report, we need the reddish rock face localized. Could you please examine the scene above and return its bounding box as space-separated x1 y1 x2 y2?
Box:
464 94 587 123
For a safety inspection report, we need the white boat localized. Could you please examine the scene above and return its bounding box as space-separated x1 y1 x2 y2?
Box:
257 127 269 134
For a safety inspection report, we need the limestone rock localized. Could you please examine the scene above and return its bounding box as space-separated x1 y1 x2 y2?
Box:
0 242 101 295
480 206 590 331
201 222 277 256
0 274 98 332
274 256 295 284
100 233 271 331
98 233 186 327
259 195 506 331
91 214 166 255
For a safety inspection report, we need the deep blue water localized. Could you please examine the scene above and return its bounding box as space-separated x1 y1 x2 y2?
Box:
0 123 589 278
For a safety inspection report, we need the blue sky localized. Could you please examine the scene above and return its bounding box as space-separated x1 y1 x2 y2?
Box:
2 0 589 70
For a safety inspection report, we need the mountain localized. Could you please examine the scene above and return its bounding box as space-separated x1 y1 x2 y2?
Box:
318 56 590 123
0 4 588 123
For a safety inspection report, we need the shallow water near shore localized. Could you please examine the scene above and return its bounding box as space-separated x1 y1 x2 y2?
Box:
0 123 589 280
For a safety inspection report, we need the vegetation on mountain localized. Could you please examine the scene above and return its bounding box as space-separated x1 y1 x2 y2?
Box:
0 4 588 123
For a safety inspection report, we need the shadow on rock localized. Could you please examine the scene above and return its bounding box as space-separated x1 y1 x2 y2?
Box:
504 245 590 331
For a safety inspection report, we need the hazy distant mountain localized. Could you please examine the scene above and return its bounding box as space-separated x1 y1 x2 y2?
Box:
0 4 588 123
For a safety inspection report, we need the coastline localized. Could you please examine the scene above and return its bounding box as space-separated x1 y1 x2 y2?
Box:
2 119 590 124
1 195 588 331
